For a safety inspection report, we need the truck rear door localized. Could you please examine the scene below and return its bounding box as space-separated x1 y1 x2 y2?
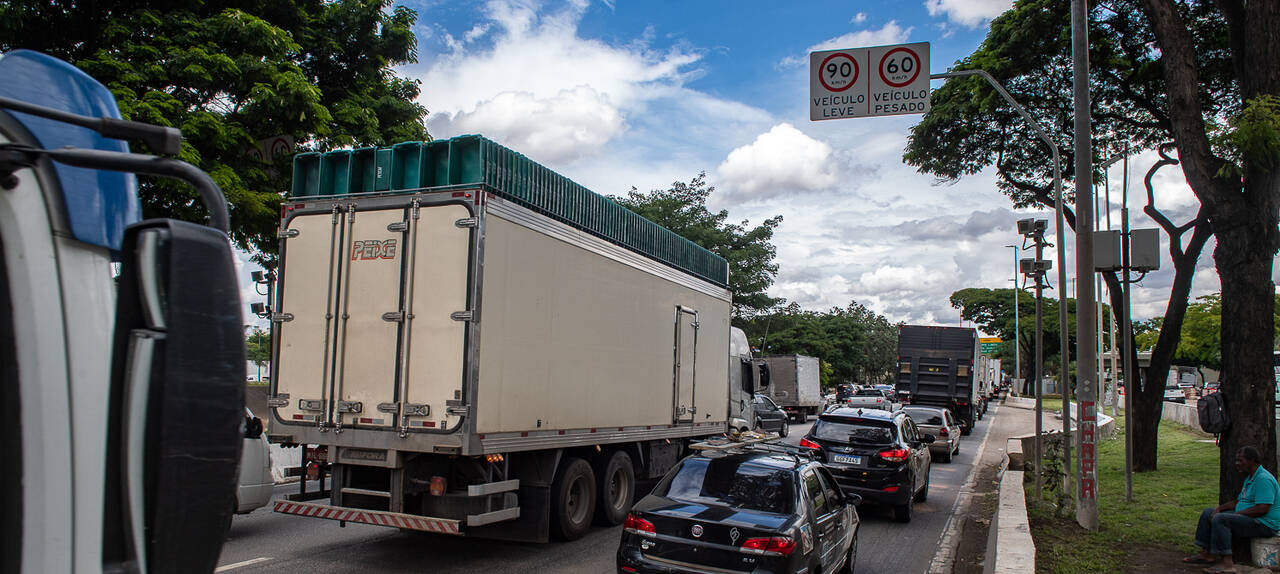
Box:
673 306 698 423
274 199 473 433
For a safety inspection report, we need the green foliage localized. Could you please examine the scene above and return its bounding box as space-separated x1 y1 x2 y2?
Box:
613 173 783 317
245 328 271 367
0 0 429 259
1213 95 1280 178
1133 293 1280 369
903 0 1232 206
736 301 899 385
949 287 1112 376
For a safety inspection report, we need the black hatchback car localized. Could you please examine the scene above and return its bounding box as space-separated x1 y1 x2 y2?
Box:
800 407 933 522
617 446 860 574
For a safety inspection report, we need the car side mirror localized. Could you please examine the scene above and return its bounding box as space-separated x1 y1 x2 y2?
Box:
923 434 936 444
244 416 264 439
845 493 862 506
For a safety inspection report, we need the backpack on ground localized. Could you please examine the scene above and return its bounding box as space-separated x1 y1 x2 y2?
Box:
1198 391 1228 435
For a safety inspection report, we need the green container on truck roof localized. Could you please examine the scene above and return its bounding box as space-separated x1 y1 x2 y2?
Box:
289 135 728 287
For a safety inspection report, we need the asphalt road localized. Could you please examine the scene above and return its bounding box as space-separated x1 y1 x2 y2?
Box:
215 406 999 574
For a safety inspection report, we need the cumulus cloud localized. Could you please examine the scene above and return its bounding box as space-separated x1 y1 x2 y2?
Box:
780 21 913 67
851 12 867 24
858 264 952 293
716 124 841 201
433 87 625 163
417 0 707 163
924 0 1013 28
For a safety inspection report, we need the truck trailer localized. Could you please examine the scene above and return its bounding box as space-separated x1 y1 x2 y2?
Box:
895 325 981 435
760 355 822 422
266 136 759 542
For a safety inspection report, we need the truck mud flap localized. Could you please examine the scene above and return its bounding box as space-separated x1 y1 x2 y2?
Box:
273 500 461 534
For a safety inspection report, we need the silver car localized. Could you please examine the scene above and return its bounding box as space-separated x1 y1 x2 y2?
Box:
902 406 961 463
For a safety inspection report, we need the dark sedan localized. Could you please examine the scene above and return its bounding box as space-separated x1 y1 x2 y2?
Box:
800 407 933 522
617 447 859 574
753 394 790 438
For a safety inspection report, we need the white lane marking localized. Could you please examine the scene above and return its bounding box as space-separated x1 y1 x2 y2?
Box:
215 557 272 572
928 404 999 574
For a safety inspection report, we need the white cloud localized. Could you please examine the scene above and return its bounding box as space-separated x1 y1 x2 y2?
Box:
851 12 867 24
417 0 709 164
716 124 840 201
434 87 625 163
779 21 913 68
924 0 1013 29
858 264 952 293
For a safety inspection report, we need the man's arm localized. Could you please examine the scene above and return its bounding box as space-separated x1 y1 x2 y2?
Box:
1214 500 1238 514
1237 503 1271 518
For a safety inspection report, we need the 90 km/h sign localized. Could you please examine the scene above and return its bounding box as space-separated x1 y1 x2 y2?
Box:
810 42 930 120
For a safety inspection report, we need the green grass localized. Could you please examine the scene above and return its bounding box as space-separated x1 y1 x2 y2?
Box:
1026 415 1218 573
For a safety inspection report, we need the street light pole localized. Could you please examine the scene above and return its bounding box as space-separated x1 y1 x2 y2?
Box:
1071 0 1099 531
1006 244 1022 393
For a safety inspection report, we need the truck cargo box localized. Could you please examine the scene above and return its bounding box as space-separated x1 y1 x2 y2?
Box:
895 325 980 433
760 355 822 421
268 136 732 457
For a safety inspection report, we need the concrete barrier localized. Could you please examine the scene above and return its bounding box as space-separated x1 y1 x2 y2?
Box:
1162 400 1202 431
985 470 1035 574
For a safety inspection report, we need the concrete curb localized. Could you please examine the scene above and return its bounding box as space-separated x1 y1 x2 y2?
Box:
987 469 1035 574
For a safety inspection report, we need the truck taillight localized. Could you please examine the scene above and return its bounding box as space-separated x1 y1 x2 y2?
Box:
430 476 447 496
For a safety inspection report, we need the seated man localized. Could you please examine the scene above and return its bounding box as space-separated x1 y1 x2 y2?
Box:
1184 446 1280 573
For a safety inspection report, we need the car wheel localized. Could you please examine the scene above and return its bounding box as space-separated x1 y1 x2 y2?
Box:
754 418 763 431
593 450 635 526
839 532 858 574
894 500 914 523
779 421 789 438
551 457 596 540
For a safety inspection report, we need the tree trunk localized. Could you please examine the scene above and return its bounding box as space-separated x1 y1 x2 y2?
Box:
1216 184 1280 502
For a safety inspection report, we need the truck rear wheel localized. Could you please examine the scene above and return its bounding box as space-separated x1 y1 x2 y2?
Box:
593 450 635 526
551 457 597 540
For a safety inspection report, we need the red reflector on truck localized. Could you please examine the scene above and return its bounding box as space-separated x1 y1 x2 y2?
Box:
292 414 305 420
420 421 436 427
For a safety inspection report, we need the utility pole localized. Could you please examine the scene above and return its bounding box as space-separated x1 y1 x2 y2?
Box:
1006 244 1022 393
1071 0 1099 531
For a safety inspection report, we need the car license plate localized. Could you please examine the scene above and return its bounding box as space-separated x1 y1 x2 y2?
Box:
832 454 862 465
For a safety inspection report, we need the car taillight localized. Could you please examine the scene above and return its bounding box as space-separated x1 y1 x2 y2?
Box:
741 536 796 555
878 448 909 462
799 438 822 450
623 513 656 535
940 427 949 437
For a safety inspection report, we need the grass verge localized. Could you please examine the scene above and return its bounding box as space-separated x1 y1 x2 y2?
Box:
1026 414 1218 573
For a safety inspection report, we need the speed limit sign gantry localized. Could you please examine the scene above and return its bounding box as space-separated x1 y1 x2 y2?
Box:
810 42 930 120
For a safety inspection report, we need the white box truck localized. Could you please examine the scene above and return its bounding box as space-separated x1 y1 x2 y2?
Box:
760 355 822 422
266 136 760 542
1 50 246 572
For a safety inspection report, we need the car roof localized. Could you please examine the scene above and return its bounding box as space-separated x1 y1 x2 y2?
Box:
902 405 947 414
821 406 901 422
689 449 814 471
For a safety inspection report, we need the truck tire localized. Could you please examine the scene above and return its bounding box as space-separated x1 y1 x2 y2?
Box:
551 457 597 540
593 450 635 526
961 409 974 436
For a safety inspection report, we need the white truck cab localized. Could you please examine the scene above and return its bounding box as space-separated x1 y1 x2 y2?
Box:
1 50 245 573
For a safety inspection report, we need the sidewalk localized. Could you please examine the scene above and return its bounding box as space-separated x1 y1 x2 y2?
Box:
949 397 1038 574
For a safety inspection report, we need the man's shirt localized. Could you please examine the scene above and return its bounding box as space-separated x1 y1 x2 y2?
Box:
1236 465 1280 531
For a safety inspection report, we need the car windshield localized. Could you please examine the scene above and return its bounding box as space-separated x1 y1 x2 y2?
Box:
903 407 944 425
811 416 896 444
658 458 794 514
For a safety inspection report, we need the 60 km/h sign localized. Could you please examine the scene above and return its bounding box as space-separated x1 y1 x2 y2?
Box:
810 42 930 120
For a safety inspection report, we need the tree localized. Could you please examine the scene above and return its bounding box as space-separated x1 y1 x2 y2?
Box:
902 0 1220 472
1135 293 1280 371
1137 0 1280 501
0 0 430 258
736 301 899 385
613 173 783 317
245 328 271 381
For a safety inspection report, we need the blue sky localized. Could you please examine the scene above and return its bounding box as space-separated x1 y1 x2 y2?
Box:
241 0 1233 330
